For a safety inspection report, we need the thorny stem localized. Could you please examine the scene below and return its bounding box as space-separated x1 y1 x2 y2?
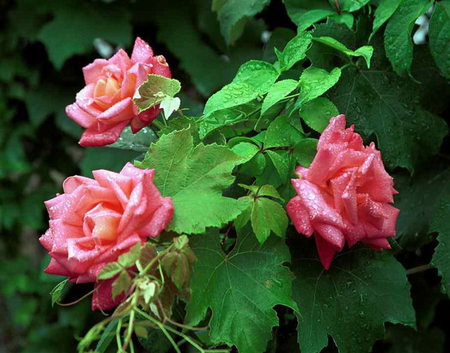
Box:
406 264 433 275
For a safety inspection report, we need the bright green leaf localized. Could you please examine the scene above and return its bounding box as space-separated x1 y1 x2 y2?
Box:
384 0 430 75
136 129 245 234
186 227 297 353
133 74 181 112
297 67 341 107
261 80 298 116
265 114 304 148
334 0 370 12
292 243 415 353
370 0 403 40
299 97 339 133
50 279 68 307
429 1 450 78
203 60 279 116
277 32 312 72
252 197 288 243
118 242 141 268
313 36 373 68
231 142 260 164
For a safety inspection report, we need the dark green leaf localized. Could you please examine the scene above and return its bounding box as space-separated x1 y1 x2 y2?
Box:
109 127 158 152
299 97 339 133
186 227 297 353
370 0 403 40
265 114 304 148
293 138 318 167
292 244 415 353
95 319 118 353
429 1 450 78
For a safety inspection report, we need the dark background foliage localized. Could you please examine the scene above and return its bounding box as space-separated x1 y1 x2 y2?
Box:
1 0 449 352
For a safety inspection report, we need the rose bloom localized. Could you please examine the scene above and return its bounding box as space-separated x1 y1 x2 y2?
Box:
39 163 174 310
66 37 171 147
287 115 399 269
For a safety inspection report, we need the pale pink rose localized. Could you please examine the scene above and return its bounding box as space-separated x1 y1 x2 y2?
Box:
39 163 174 310
287 115 399 269
66 37 171 147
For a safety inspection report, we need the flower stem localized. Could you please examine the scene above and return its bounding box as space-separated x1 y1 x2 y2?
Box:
406 264 433 275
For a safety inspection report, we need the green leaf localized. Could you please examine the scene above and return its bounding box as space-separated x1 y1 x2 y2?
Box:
109 127 158 152
266 150 290 181
312 36 374 68
370 0 403 40
384 0 430 75
328 66 448 172
240 184 284 200
293 138 318 167
37 1 132 69
299 97 339 133
50 279 68 307
252 197 288 243
297 67 341 107
112 271 131 299
282 0 335 31
133 75 181 112
186 227 297 353
292 244 415 353
261 80 298 116
231 142 260 163
429 1 450 78
216 0 270 44
335 0 370 12
199 101 260 138
95 319 118 353
265 114 304 148
136 129 245 234
203 60 279 116
118 242 141 268
97 263 123 280
430 192 450 294
277 31 312 72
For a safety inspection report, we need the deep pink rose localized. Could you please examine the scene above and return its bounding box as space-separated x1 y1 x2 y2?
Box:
39 163 174 310
66 37 171 147
287 115 399 269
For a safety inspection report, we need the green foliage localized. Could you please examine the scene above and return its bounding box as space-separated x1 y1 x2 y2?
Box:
296 67 341 107
276 31 312 71
429 1 450 78
186 227 297 353
299 97 339 132
133 75 181 112
384 0 430 76
50 279 69 307
292 242 415 353
137 128 245 234
261 80 298 116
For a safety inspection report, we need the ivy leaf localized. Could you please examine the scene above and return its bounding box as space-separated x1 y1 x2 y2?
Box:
136 129 245 234
118 242 141 268
261 80 298 116
299 97 339 133
276 31 312 72
108 127 158 152
370 0 403 40
216 0 270 44
296 67 341 107
312 37 373 68
112 271 131 300
97 262 123 280
186 227 297 353
267 150 290 182
429 1 450 78
133 75 181 112
37 0 132 69
292 242 415 353
50 279 68 307
231 142 260 164
328 66 448 172
430 192 450 294
203 60 279 116
384 0 430 76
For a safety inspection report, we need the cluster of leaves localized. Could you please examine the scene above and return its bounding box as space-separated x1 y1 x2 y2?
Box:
3 0 450 353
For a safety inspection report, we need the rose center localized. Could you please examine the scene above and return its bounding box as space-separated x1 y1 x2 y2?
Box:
94 76 121 98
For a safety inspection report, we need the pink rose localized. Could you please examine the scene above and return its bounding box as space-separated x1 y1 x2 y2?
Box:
66 37 171 147
39 163 174 310
287 115 399 269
